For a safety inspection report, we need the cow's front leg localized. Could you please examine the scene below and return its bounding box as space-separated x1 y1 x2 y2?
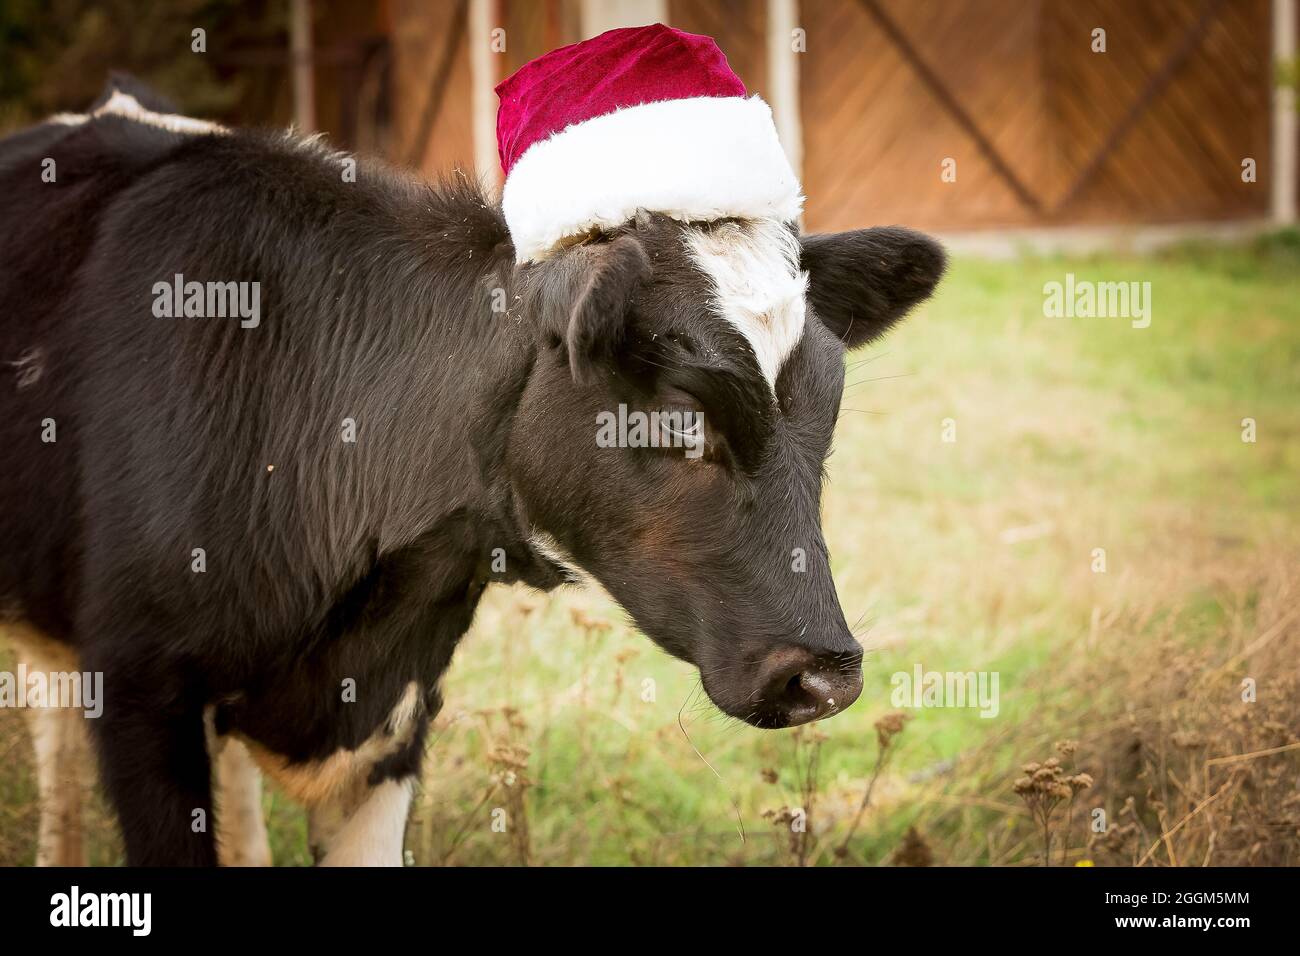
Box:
228 678 431 867
85 655 217 866
302 683 427 867
312 776 416 867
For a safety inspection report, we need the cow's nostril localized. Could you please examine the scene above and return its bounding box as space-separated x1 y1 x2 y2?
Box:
756 647 863 728
798 670 837 706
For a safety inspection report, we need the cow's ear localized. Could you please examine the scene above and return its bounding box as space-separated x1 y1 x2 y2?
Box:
533 236 651 385
565 236 651 385
800 226 946 350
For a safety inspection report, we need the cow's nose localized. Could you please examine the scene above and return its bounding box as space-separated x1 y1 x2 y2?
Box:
757 646 864 727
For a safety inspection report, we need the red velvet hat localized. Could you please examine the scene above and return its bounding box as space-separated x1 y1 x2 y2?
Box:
496 24 802 262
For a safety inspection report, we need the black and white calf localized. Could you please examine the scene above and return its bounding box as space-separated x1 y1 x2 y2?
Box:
0 80 944 865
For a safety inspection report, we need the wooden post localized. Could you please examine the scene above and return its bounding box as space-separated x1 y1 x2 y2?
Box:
767 0 803 182
290 0 316 133
1273 0 1297 223
470 0 501 190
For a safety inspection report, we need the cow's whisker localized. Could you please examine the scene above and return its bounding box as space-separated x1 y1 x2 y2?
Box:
844 371 914 392
678 688 746 844
845 350 890 372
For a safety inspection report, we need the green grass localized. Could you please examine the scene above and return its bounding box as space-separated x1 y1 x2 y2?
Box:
2 231 1297 865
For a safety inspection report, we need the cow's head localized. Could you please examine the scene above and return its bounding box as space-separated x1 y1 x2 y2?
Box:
506 214 944 728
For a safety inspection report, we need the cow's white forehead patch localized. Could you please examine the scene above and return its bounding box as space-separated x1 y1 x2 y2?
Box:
686 217 808 392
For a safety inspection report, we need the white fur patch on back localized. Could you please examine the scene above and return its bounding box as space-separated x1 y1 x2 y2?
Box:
97 90 226 135
686 218 808 392
47 90 226 136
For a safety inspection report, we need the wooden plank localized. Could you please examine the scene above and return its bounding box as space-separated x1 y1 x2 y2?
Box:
856 0 1043 213
1055 0 1229 212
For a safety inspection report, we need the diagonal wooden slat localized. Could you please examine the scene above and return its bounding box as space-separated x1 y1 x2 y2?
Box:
795 0 1270 230
855 0 1044 213
1053 0 1230 213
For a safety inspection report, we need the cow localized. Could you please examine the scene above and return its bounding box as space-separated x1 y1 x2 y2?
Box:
0 77 945 866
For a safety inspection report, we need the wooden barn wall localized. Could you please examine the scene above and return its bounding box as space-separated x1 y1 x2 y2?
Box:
372 0 1274 229
310 0 390 153
802 0 1274 232
388 0 581 177
389 0 475 177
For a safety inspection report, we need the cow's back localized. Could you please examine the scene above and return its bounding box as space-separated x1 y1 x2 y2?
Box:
0 107 212 639
0 94 505 658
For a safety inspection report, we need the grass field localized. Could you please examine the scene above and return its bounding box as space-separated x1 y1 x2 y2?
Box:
2 231 1297 866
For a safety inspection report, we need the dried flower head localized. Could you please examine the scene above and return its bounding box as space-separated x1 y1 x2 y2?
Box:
1013 750 1094 866
891 826 934 867
874 711 911 749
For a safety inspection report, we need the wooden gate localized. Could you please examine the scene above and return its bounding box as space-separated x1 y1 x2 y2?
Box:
799 0 1274 232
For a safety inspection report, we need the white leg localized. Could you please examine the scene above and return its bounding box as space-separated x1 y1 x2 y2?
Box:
24 703 91 866
306 786 353 864
6 624 90 867
318 778 414 867
210 733 273 867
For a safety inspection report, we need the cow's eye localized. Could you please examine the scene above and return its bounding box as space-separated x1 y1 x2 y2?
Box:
655 387 703 428
655 402 704 441
650 389 731 469
657 385 702 411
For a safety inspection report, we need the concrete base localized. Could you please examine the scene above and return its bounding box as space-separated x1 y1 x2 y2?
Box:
936 219 1278 260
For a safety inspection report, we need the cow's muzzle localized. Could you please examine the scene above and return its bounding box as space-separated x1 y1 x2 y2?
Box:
743 645 864 728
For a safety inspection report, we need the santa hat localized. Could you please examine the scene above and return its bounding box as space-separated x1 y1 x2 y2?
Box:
496 23 803 263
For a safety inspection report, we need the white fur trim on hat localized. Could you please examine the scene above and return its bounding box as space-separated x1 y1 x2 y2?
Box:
502 95 803 263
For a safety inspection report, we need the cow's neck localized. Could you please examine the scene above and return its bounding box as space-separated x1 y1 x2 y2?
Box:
371 207 566 597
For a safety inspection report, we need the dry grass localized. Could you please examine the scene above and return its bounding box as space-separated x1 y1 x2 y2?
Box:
897 552 1299 867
